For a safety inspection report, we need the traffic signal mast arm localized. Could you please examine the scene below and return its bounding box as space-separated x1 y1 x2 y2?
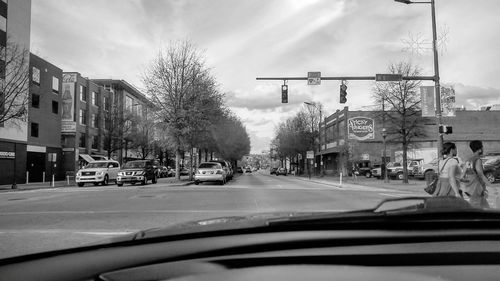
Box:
256 75 435 81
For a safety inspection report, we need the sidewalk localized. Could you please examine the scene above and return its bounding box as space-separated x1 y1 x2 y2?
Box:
291 173 427 193
0 176 194 192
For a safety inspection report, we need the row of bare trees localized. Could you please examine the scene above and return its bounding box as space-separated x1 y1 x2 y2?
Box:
142 40 250 179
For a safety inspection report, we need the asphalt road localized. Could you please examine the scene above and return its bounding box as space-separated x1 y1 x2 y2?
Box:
0 171 423 259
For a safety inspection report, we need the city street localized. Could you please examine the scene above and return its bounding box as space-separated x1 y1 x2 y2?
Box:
0 171 426 259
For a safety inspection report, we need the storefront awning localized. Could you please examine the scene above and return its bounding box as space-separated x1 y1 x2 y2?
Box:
79 154 95 163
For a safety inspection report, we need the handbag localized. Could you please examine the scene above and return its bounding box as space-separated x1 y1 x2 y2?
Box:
424 158 451 195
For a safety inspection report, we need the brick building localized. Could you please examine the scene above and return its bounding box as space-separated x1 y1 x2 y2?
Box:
317 107 500 175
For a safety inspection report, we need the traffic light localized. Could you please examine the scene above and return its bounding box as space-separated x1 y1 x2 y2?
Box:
281 84 288 103
439 125 453 134
340 84 347 104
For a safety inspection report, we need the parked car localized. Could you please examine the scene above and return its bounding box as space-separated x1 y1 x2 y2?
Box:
116 160 158 186
209 160 233 180
270 167 278 175
158 166 173 178
371 164 383 179
75 160 120 187
236 166 244 173
195 162 227 185
413 158 439 180
387 159 423 180
483 155 500 183
350 160 374 178
276 167 287 176
245 167 252 173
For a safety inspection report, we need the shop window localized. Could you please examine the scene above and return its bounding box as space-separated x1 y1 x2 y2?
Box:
52 101 59 114
31 122 39 137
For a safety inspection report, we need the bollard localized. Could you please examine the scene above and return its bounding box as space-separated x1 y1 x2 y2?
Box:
42 172 45 183
26 172 29 184
340 173 343 186
67 175 70 185
51 174 55 187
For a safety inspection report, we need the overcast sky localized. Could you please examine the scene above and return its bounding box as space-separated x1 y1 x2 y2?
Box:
31 0 500 154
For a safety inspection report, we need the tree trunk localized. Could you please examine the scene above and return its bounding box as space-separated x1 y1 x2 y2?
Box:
189 147 194 181
402 142 409 184
175 147 181 180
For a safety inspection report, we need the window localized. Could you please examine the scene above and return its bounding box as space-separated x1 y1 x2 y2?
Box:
91 113 98 128
79 133 86 148
31 94 40 108
125 96 133 111
103 96 109 111
91 136 99 149
52 77 59 93
91 91 98 106
80 85 87 102
79 109 87 125
31 123 39 138
52 101 59 114
32 67 40 85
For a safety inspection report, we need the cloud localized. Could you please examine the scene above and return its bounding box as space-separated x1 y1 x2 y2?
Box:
451 83 500 109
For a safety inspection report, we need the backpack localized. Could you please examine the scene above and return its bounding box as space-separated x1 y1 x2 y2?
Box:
459 157 485 196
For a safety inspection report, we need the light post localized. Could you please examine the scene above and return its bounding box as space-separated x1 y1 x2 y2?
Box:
395 0 443 156
304 102 323 176
382 128 389 183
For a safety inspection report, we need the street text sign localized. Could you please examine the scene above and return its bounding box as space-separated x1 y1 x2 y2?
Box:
307 72 321 85
375 74 402 82
306 150 314 159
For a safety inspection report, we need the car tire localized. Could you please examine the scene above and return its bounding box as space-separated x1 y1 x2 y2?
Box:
219 180 224 185
93 182 99 186
141 178 147 185
365 172 372 178
152 175 157 184
194 181 199 185
117 182 123 187
485 172 495 184
77 183 84 187
102 175 109 186
397 172 404 180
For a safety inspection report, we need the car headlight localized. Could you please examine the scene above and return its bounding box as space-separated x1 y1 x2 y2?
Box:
117 172 124 176
96 171 104 176
76 172 81 177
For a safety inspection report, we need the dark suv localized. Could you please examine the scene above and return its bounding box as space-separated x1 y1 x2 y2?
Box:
116 160 158 186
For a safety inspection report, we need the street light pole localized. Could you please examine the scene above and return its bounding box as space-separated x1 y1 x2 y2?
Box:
382 128 389 183
395 0 443 157
304 102 323 176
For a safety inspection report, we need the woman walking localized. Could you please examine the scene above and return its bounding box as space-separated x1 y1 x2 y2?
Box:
434 142 462 198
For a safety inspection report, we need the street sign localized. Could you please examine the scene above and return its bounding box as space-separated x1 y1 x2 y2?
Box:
420 86 435 117
375 74 402 82
307 72 321 85
306 150 314 159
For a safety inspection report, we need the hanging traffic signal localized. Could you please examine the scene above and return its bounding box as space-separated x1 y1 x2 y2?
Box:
281 84 288 103
340 84 347 104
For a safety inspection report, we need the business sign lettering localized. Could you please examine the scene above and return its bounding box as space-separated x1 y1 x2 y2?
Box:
348 117 374 141
421 86 435 117
0 151 15 159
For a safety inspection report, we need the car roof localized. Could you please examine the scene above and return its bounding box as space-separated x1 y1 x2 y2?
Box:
90 160 118 163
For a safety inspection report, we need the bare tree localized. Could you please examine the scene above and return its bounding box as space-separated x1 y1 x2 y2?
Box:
143 40 220 179
0 42 30 125
103 103 135 160
372 61 428 183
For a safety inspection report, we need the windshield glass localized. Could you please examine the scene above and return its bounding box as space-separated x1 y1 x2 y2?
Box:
85 162 108 169
1 0 499 261
123 162 146 169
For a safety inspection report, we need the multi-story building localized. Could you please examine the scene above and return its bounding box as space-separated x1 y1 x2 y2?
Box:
317 107 500 175
60 73 115 174
0 0 31 185
92 79 153 164
27 53 63 182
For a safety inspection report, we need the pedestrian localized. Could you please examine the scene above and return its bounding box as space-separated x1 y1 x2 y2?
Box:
459 140 491 208
433 142 462 198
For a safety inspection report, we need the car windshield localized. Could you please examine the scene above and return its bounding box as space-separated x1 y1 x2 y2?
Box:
85 162 108 169
199 163 220 169
122 162 146 169
1 0 499 262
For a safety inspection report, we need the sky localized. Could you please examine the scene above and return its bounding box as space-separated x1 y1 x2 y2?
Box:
30 0 500 154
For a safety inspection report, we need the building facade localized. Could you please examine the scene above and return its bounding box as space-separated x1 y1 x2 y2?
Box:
317 107 500 175
0 0 31 185
27 53 63 182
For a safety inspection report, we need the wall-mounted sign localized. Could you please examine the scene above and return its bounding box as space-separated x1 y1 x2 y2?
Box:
61 121 76 133
0 151 15 159
62 73 77 124
348 117 374 141
421 86 435 117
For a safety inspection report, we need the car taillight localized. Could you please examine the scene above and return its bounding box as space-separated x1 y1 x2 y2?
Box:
216 170 223 174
